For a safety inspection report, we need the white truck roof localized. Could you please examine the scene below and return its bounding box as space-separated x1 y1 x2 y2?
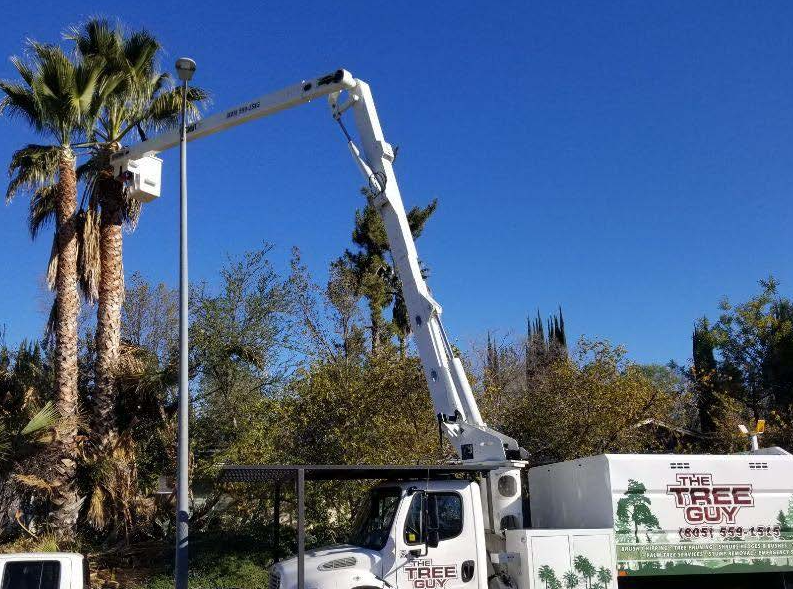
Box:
0 553 82 560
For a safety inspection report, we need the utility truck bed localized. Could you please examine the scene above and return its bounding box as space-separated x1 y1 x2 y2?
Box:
528 452 793 578
505 529 617 589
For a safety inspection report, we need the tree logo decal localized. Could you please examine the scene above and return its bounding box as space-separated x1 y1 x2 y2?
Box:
616 479 661 543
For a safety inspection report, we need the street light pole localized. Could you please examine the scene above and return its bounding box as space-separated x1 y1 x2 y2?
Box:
175 56 196 589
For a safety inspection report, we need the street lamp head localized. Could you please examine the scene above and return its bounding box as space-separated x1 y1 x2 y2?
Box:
175 58 196 82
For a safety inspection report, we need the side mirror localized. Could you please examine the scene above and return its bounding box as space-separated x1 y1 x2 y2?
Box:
424 493 440 548
427 529 440 548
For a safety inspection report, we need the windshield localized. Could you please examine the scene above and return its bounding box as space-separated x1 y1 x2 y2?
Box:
349 487 401 550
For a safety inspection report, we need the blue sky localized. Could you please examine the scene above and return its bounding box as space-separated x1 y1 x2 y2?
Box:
1 1 791 365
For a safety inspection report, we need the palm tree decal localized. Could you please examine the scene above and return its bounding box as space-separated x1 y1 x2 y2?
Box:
616 479 661 543
596 566 613 588
538 565 557 589
573 556 597 589
537 564 562 589
563 570 579 588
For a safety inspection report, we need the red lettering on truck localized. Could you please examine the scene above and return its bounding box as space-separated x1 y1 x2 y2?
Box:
666 473 754 524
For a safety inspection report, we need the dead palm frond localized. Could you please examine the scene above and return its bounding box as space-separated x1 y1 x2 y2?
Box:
13 474 56 496
0 424 10 463
116 341 151 377
83 430 151 536
76 207 101 302
41 203 102 302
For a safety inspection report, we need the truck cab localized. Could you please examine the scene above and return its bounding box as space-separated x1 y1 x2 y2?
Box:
0 553 87 589
266 472 618 589
271 479 488 589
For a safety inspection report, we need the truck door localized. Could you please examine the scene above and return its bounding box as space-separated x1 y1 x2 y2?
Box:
395 490 480 589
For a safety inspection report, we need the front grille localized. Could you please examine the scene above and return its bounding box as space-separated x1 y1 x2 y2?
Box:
269 571 280 589
318 557 357 571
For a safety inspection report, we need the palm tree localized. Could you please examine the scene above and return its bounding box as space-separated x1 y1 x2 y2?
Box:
563 570 579 589
596 567 612 589
0 340 87 540
573 556 596 589
65 20 206 447
1 41 115 533
538 565 556 589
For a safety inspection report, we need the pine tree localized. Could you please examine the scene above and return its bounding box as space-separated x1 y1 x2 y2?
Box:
339 189 437 355
692 317 720 433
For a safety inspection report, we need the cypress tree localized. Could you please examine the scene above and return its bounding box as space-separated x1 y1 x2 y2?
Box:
692 317 719 433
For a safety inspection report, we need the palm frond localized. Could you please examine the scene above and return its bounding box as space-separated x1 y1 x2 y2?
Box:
76 208 101 303
121 193 141 230
123 30 160 77
144 86 209 133
25 40 100 143
29 42 74 106
30 535 59 553
94 70 127 108
76 156 102 209
151 72 169 95
21 400 59 436
117 341 154 376
9 56 35 86
0 80 42 132
0 424 10 463
73 56 105 118
6 144 59 204
13 474 56 496
65 18 122 63
28 184 57 239
87 485 106 529
84 430 141 532
46 236 58 291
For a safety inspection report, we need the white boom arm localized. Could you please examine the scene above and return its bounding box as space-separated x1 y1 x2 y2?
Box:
112 69 523 464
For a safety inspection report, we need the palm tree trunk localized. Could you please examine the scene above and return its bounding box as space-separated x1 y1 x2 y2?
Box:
94 176 125 446
51 150 81 533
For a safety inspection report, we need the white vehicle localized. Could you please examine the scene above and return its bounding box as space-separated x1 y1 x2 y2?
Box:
0 553 87 589
113 69 793 589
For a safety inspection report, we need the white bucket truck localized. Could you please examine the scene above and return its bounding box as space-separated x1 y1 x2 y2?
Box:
105 68 793 589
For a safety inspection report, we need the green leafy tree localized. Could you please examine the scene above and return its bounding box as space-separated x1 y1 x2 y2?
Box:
191 246 298 473
482 338 680 465
712 278 793 420
691 278 793 449
1 39 114 535
616 479 661 543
